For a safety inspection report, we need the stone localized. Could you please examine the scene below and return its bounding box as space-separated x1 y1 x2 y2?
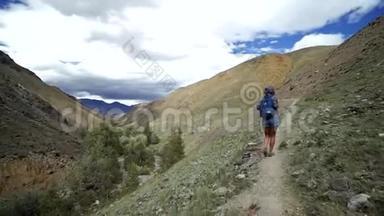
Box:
330 177 350 191
236 174 246 179
306 179 318 189
279 141 288 149
347 194 371 211
291 169 305 177
309 153 316 159
326 190 353 203
215 187 229 196
379 133 384 137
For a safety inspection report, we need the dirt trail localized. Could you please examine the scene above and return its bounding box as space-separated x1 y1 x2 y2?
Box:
222 99 304 216
252 99 303 216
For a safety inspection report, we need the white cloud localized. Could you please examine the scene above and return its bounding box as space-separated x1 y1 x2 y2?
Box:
260 47 275 52
347 1 382 23
36 0 157 17
0 0 381 103
290 33 345 51
270 40 278 44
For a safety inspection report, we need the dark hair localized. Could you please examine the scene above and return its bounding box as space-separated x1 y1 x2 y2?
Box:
264 86 275 96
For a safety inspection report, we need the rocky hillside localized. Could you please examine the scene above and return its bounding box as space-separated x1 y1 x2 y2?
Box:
0 51 103 196
282 16 384 215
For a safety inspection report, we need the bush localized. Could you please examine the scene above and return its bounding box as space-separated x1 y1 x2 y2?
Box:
66 124 124 207
75 156 121 194
1 123 158 215
143 122 160 145
186 186 218 216
124 162 140 192
124 135 154 169
84 123 123 158
38 189 77 216
150 133 160 145
123 124 139 138
0 190 77 216
160 128 184 171
0 192 40 216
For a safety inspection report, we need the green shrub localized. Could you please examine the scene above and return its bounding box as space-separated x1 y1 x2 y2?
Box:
0 190 77 216
0 192 40 216
38 189 77 216
124 162 140 192
124 135 154 169
65 154 122 208
143 122 160 145
186 186 218 216
65 124 124 207
84 123 123 158
0 123 158 215
160 128 184 171
123 124 139 137
150 133 160 144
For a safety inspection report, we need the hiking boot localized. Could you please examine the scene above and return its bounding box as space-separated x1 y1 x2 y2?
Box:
268 152 275 157
263 149 268 157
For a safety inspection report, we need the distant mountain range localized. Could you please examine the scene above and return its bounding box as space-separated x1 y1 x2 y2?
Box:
79 98 134 116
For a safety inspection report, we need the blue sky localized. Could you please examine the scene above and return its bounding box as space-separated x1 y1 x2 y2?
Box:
0 0 383 105
232 5 384 54
0 0 25 8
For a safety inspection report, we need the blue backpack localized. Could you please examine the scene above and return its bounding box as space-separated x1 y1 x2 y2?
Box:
260 96 275 120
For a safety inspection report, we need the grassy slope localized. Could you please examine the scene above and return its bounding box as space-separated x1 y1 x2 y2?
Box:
285 16 384 215
99 131 257 216
287 46 336 77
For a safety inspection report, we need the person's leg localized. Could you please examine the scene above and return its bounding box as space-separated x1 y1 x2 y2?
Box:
263 128 270 156
269 128 277 154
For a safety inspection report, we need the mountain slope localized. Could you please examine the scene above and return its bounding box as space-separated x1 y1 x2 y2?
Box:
147 45 334 114
282 16 384 215
0 51 103 130
0 51 103 196
132 45 335 153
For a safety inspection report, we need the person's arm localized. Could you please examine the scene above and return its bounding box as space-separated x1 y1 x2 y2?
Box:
256 100 262 117
273 96 279 110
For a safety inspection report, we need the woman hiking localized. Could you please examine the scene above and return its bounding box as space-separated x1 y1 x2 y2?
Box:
257 86 280 157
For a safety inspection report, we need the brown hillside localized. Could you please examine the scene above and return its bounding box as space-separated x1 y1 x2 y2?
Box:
0 51 103 196
135 46 334 132
147 46 335 115
127 46 335 154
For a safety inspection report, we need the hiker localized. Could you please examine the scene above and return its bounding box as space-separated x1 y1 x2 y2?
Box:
257 86 279 157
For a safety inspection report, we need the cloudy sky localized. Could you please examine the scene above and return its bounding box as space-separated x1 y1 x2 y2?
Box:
0 0 383 105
